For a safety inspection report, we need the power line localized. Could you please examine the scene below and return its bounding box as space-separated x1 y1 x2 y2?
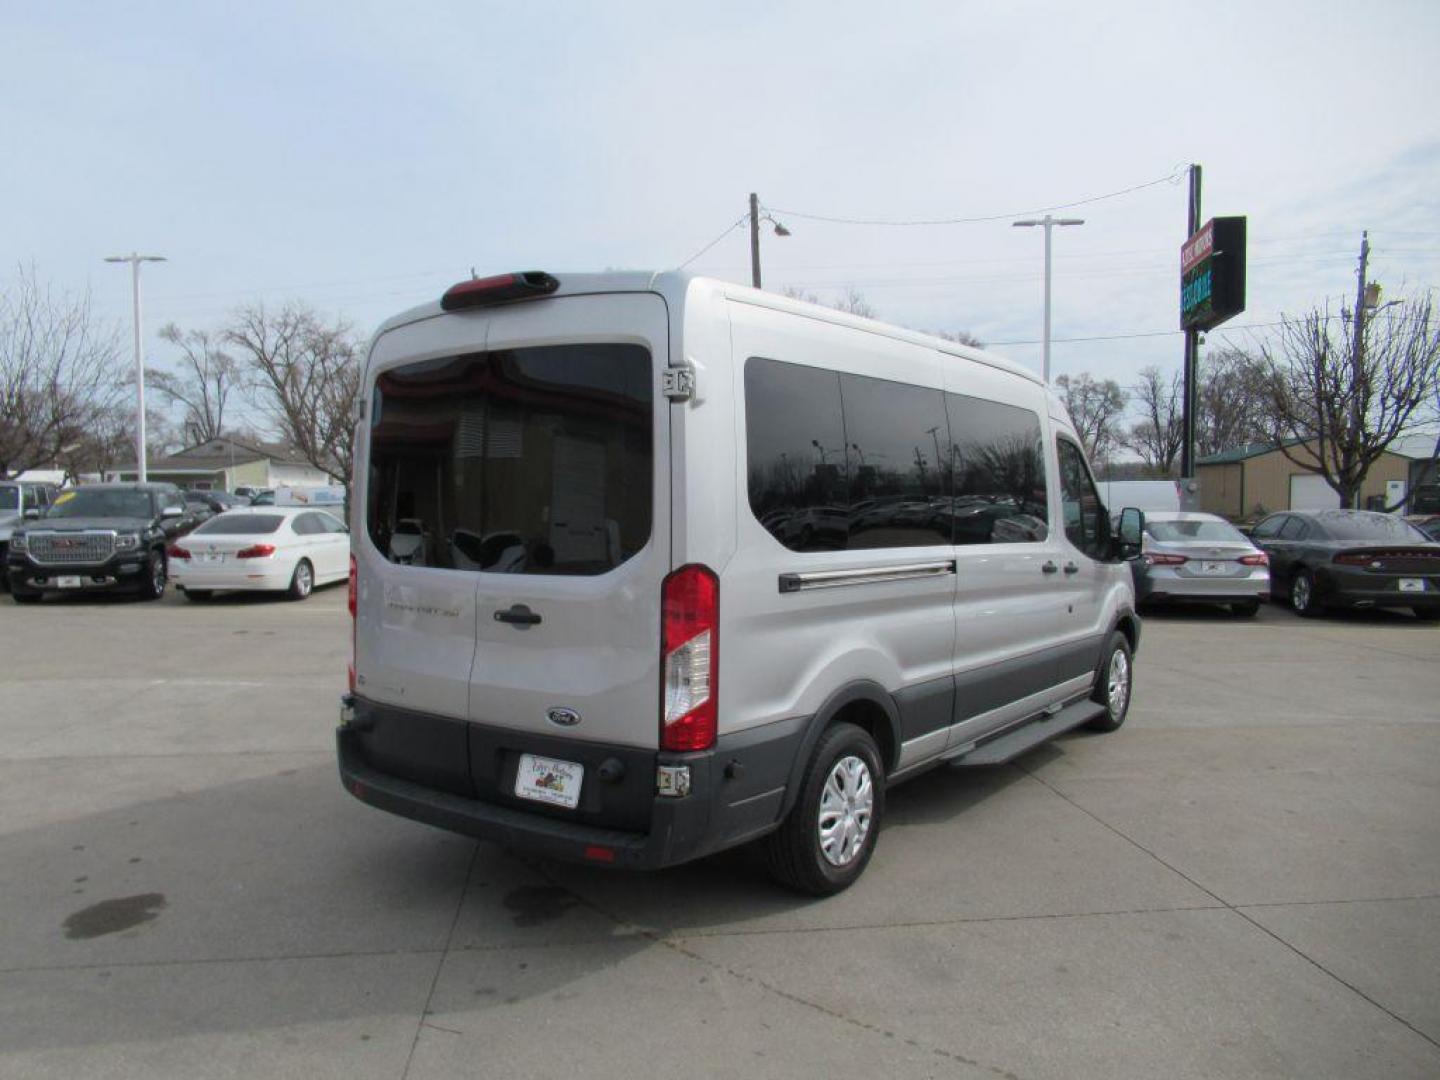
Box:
765 166 1191 227
675 214 749 270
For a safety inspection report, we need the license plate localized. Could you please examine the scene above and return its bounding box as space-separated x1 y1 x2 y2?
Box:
1399 578 1425 593
56 575 82 589
514 754 584 809
1201 561 1230 575
201 553 226 563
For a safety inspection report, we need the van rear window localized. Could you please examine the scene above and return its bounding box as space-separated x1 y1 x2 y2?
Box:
366 344 652 575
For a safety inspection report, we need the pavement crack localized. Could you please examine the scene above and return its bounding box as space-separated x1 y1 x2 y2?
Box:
401 840 480 1080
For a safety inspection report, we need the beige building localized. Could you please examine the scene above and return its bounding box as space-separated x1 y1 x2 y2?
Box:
1196 440 1420 519
104 437 336 491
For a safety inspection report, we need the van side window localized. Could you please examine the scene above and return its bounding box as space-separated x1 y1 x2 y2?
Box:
745 358 850 551
366 344 653 575
839 373 951 548
1056 437 1106 559
945 393 1049 543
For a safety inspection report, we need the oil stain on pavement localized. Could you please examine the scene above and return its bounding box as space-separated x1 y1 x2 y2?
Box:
64 893 167 939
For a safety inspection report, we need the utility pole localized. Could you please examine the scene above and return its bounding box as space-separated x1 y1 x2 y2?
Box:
104 252 167 481
750 193 762 288
1180 165 1202 481
1348 231 1371 509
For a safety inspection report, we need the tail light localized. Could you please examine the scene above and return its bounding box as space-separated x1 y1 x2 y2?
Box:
1238 553 1269 566
347 554 357 693
661 564 719 752
166 544 191 560
1143 553 1188 566
235 544 276 559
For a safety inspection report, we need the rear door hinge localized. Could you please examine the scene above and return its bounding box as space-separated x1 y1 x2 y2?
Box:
662 366 696 402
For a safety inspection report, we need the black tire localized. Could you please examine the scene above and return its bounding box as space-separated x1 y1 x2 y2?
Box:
183 589 213 602
1413 607 1440 622
136 550 167 601
764 722 884 897
1231 600 1260 617
1290 569 1319 618
287 559 314 601
1086 630 1133 733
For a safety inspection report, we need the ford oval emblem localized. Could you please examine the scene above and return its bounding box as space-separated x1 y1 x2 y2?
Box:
547 707 581 727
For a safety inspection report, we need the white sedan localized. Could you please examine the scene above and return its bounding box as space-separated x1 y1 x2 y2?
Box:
168 507 349 601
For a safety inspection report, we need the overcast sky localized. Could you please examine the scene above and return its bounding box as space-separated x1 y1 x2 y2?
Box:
6 0 1440 413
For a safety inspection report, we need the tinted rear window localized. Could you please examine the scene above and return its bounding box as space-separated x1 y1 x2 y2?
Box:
367 344 653 575
0 487 17 511
196 514 285 535
1314 514 1429 542
1147 519 1248 543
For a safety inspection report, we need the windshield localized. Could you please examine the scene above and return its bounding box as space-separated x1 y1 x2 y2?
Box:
1147 519 1249 544
195 514 284 535
45 489 154 519
1316 513 1429 543
0 486 17 511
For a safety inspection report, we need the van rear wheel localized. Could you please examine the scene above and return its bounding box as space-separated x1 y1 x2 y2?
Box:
764 722 884 896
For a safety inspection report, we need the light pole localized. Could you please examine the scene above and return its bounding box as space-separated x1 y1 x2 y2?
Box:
1012 215 1084 383
749 193 790 289
104 253 166 481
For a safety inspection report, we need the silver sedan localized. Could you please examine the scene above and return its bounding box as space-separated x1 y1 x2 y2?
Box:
1130 511 1270 616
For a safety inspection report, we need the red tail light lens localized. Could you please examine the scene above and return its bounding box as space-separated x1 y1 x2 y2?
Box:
661 564 719 752
1144 553 1188 566
166 544 191 560
440 271 560 311
348 554 357 693
235 544 276 559
1238 553 1269 566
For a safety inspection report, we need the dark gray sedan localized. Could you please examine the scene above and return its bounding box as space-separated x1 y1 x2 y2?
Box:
1130 512 1270 616
1250 510 1440 620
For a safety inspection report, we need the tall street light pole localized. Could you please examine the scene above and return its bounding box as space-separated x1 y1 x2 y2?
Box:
104 253 166 481
1012 215 1084 383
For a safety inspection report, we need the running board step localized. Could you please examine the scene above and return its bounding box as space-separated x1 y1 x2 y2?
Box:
948 699 1106 767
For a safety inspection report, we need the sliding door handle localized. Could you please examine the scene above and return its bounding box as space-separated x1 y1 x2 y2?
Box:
1041 561 1059 575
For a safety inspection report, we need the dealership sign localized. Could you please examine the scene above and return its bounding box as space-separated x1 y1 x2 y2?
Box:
1180 216 1246 330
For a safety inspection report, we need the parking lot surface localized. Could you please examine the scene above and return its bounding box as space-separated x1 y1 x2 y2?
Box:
1 590 1437 1079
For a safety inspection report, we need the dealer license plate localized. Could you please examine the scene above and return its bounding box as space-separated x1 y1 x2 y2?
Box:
1200 561 1231 575
514 754 584 809
1399 578 1425 593
56 575 82 589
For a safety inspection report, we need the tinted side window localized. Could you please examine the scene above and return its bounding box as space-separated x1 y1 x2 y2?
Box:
1057 438 1105 558
841 373 950 548
367 344 652 575
746 358 849 552
292 513 320 536
946 394 1049 544
1279 516 1309 540
1251 516 1284 539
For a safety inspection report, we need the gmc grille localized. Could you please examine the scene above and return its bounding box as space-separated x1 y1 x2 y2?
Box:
29 531 115 565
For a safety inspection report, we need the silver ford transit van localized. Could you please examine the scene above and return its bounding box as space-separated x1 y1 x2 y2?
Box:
338 271 1141 894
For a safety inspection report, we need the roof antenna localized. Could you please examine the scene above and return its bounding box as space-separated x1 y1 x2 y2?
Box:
470 266 477 280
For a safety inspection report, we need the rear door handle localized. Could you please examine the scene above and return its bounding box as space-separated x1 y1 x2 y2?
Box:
494 604 542 627
1042 561 1059 575
1063 562 1080 575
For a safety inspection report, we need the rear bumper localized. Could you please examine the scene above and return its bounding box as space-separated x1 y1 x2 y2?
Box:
1137 567 1269 605
336 696 804 870
172 560 293 591
1315 568 1440 610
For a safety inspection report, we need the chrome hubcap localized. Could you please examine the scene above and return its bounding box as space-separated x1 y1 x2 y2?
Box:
1107 650 1130 717
818 755 874 868
1293 575 1310 610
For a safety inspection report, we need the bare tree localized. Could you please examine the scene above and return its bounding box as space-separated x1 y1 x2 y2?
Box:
1123 365 1183 476
1054 372 1128 465
0 267 125 477
149 323 242 445
1197 346 1269 457
1259 296 1440 508
934 329 985 349
780 285 877 319
225 303 360 485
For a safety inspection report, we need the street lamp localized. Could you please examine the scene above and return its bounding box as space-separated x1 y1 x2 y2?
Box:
104 252 167 481
1012 215 1084 383
749 193 790 289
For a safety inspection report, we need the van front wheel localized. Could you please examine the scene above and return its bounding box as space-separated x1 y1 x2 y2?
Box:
764 722 884 896
1086 631 1133 733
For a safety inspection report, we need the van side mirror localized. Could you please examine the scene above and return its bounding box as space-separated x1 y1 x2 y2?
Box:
1117 507 1144 559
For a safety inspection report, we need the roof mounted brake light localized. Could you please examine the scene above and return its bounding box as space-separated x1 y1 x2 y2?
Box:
441 271 560 311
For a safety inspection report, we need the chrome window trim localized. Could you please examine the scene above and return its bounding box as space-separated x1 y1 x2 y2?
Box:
778 560 955 594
